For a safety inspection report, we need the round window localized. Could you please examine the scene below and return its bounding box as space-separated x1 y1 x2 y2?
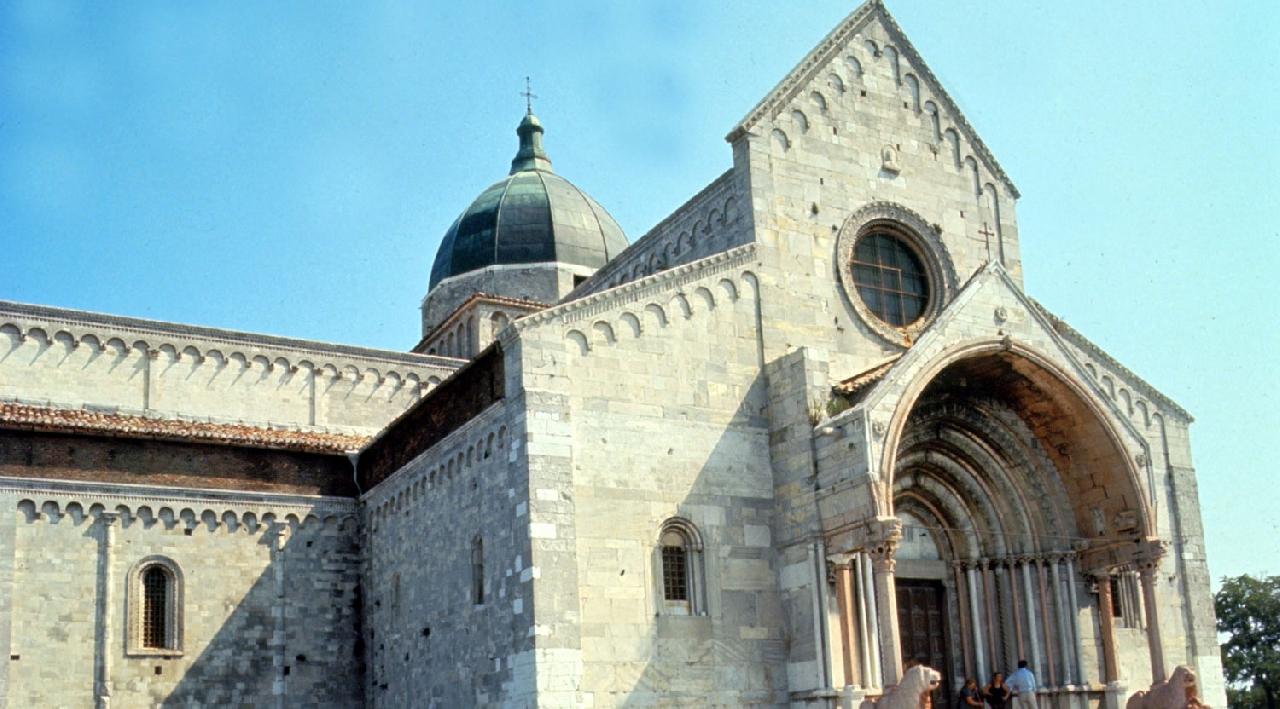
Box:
851 230 929 327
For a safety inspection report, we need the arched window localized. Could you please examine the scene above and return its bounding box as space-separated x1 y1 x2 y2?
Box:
128 557 184 656
472 536 485 606
656 518 706 616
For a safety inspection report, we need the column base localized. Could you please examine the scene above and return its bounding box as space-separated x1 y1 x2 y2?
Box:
840 685 868 709
1103 681 1128 709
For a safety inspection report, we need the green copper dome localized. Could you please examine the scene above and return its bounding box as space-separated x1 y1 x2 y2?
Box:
428 112 629 289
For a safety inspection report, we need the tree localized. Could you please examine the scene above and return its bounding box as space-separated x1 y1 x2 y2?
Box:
1216 575 1280 709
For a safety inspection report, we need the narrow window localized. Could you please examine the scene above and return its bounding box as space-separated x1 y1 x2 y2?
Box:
657 519 705 616
472 536 485 605
128 557 183 655
142 566 170 649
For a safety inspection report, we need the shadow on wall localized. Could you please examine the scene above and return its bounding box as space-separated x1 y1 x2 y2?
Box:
584 373 790 708
155 515 363 707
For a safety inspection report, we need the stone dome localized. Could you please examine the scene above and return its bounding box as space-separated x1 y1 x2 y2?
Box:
428 112 629 289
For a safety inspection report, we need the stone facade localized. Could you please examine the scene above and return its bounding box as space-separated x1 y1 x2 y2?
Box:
0 300 460 437
1 479 361 709
0 2 1225 708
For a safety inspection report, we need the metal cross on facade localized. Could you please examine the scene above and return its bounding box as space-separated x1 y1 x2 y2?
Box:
978 222 996 259
521 77 538 113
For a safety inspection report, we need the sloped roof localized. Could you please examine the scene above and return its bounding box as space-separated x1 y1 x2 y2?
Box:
726 0 1018 198
833 355 902 404
0 401 367 455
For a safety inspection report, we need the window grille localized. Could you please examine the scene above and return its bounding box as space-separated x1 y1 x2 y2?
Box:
142 566 170 649
851 229 929 327
662 546 688 602
127 556 183 656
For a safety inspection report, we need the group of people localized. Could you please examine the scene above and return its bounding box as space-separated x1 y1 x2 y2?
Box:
959 661 1038 709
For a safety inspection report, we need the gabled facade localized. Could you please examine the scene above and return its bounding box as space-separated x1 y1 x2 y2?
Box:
0 2 1223 708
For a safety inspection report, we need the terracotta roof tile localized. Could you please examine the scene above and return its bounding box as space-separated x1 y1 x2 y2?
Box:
0 402 367 455
832 355 903 403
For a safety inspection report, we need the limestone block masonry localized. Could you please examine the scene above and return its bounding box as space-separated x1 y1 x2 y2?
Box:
3 479 361 708
0 1 1226 707
0 301 459 437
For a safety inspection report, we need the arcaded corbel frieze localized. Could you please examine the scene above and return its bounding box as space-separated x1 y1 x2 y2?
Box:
0 300 460 385
725 1 1018 199
570 170 738 298
359 401 508 503
7 477 356 533
1025 297 1192 425
511 243 757 334
728 2 880 141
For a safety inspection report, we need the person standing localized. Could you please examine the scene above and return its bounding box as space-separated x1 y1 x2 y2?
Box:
1006 661 1038 709
984 672 1012 709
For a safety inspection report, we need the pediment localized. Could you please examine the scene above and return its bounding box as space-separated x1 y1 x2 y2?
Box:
727 0 1018 198
852 263 1147 446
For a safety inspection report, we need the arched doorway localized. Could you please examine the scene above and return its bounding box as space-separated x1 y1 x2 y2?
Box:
881 348 1156 694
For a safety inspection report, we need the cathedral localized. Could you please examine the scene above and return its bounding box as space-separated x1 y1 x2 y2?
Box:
0 2 1224 708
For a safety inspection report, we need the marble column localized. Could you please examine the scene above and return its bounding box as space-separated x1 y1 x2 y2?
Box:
1096 574 1119 683
1065 556 1085 687
870 543 903 684
953 562 973 680
1009 559 1026 663
1035 557 1057 687
997 561 1017 672
859 553 882 689
982 561 999 672
1051 556 1074 687
1021 559 1043 681
1138 561 1166 682
967 563 988 682
835 563 860 688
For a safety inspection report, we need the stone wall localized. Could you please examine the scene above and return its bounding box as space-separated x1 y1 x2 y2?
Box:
421 263 593 339
0 478 361 709
735 11 1022 382
361 403 534 708
511 254 788 707
570 170 753 298
0 300 457 437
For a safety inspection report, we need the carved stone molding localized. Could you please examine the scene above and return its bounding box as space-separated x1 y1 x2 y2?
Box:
835 201 958 347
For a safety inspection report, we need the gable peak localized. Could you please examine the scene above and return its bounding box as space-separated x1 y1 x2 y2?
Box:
727 0 1018 199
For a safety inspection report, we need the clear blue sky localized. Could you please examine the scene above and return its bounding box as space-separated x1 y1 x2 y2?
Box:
2 1 1276 583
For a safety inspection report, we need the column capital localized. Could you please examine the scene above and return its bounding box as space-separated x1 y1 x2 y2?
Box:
864 516 901 571
867 541 897 571
1133 538 1168 575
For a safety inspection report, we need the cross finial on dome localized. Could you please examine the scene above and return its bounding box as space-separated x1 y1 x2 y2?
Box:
521 76 538 114
510 103 552 174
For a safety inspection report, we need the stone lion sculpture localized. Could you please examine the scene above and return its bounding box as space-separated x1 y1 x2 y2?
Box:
1126 665 1207 709
875 665 942 709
